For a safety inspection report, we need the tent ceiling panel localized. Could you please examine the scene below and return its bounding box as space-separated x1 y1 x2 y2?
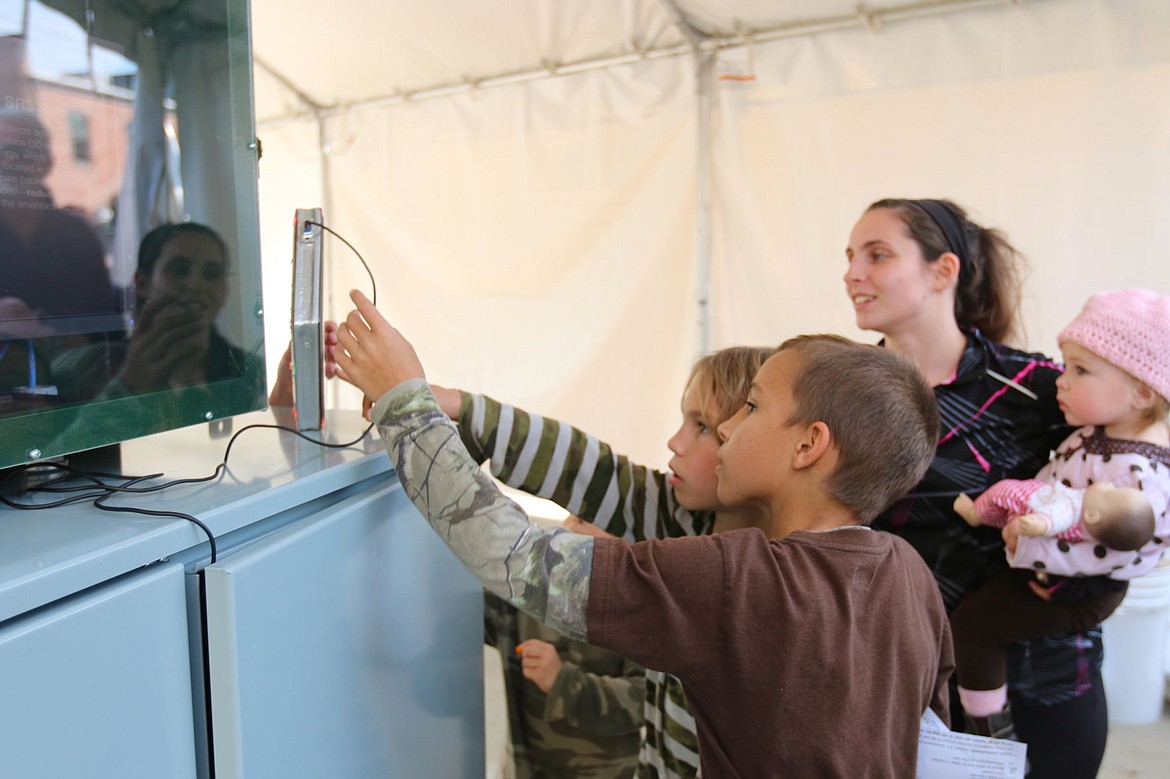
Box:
250 0 686 122
249 0 1011 124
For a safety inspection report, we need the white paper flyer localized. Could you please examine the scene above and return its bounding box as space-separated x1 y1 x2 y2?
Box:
917 709 1028 779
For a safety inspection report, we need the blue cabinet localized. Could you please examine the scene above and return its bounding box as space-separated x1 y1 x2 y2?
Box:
0 562 198 778
205 478 483 778
0 410 484 778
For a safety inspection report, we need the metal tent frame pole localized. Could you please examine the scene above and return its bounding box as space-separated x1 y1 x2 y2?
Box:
660 0 715 358
694 50 714 357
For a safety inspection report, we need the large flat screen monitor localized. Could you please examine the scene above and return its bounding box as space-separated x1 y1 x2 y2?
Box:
0 0 265 470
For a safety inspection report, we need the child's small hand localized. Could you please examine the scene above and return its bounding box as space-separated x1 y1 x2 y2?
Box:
323 320 340 379
334 290 425 401
515 639 563 694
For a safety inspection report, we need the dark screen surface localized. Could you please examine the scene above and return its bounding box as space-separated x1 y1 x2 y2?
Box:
0 0 265 468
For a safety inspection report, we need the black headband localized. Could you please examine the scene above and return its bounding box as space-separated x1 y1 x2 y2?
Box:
911 199 968 273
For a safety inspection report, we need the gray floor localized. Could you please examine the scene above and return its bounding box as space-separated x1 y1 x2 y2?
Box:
1099 709 1170 778
486 646 1170 778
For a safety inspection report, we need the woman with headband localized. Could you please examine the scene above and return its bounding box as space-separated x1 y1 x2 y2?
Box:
844 199 1103 778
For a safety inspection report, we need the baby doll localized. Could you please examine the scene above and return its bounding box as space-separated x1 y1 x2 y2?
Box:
954 479 1155 552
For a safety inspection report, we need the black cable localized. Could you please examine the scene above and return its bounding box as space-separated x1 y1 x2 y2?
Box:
94 493 220 564
221 421 375 461
0 461 224 563
0 462 120 509
0 418 375 565
304 220 377 306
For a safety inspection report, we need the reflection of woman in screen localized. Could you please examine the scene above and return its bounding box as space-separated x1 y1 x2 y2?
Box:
53 222 259 400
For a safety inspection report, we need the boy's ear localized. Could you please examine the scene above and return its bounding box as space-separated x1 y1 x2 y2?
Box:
792 421 833 471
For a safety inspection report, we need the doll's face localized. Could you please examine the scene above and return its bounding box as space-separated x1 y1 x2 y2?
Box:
1081 482 1154 551
1082 482 1122 528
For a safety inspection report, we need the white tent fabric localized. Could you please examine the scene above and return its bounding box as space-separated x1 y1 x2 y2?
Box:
250 0 1170 470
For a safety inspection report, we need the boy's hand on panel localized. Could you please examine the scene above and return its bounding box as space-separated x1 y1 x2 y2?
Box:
333 290 426 401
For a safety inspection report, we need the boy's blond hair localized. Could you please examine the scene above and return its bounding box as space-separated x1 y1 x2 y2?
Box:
778 335 938 523
686 346 775 428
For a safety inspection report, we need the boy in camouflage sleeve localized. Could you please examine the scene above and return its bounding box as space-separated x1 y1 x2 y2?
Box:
335 290 953 778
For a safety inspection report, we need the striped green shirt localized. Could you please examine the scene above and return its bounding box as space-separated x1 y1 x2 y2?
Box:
457 392 710 779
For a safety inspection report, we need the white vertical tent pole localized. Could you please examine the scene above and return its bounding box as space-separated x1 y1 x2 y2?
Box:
658 0 714 358
694 49 714 357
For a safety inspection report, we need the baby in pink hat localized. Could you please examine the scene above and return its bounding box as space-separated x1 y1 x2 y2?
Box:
948 288 1170 741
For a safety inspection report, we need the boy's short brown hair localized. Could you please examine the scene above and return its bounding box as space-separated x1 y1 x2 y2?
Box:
777 335 938 523
686 346 775 428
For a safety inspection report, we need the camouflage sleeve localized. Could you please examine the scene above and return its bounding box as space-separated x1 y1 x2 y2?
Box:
483 590 513 650
455 391 714 541
374 380 595 639
544 656 646 737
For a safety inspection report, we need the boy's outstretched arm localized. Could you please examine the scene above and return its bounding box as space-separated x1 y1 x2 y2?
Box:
334 290 595 639
437 388 713 542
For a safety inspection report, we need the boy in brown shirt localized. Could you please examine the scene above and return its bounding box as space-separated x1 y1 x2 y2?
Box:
334 290 953 778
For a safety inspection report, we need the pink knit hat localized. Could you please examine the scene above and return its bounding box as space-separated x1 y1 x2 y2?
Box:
1058 288 1170 403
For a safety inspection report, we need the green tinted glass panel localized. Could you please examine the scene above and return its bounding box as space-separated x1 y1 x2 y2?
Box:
0 0 265 469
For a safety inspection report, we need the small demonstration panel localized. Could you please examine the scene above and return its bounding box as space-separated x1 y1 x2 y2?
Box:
290 208 325 431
